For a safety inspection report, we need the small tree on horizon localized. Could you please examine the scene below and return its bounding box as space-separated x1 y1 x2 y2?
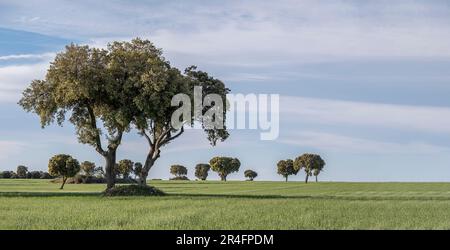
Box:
277 159 297 182
170 165 188 178
294 153 326 183
16 165 28 179
80 161 96 177
48 154 80 189
244 170 258 181
209 157 240 181
133 162 143 181
195 164 211 181
117 159 134 179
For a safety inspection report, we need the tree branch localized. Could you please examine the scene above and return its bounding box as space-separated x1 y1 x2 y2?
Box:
161 127 184 145
87 105 106 156
140 128 154 147
155 127 172 147
108 129 123 150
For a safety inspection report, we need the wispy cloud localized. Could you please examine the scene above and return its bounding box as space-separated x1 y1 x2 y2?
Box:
0 52 55 61
279 131 450 154
2 1 450 66
281 96 450 134
0 60 49 102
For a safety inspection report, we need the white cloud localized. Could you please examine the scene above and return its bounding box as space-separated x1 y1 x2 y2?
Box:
0 61 49 102
0 53 55 61
279 131 450 154
2 1 450 66
281 96 450 134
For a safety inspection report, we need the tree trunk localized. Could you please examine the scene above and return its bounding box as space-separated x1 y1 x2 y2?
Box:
139 155 156 186
60 177 67 190
305 174 309 184
221 175 227 181
104 150 117 190
137 170 148 186
285 176 288 182
315 176 318 182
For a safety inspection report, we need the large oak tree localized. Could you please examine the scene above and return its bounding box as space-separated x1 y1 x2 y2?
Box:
19 38 230 189
19 39 158 189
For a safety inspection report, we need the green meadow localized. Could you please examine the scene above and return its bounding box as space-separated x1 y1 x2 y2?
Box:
1 179 450 229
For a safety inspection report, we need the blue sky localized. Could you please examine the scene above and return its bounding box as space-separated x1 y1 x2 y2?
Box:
1 0 450 181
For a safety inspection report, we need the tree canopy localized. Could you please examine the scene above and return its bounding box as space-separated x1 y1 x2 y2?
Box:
134 65 230 186
170 165 188 177
294 153 326 183
195 163 211 181
277 159 297 182
16 165 28 178
80 161 96 177
244 169 258 181
116 159 134 179
133 162 143 180
209 157 240 181
48 154 80 189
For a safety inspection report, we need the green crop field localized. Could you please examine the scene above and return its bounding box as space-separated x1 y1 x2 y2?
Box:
1 179 450 229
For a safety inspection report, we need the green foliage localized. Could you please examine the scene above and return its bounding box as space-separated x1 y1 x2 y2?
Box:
293 154 326 183
16 165 28 179
80 161 96 177
102 185 165 197
19 38 231 190
184 66 230 146
277 159 297 182
133 162 143 178
209 157 240 181
195 164 211 180
170 165 188 177
117 159 134 179
18 44 135 145
18 39 159 189
0 171 15 179
48 154 80 189
244 170 258 181
28 171 42 179
133 52 230 185
40 172 53 179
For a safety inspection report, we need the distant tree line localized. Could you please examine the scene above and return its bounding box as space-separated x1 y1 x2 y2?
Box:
0 154 148 189
47 154 148 189
1 153 326 188
166 154 325 183
0 165 53 180
168 156 244 182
